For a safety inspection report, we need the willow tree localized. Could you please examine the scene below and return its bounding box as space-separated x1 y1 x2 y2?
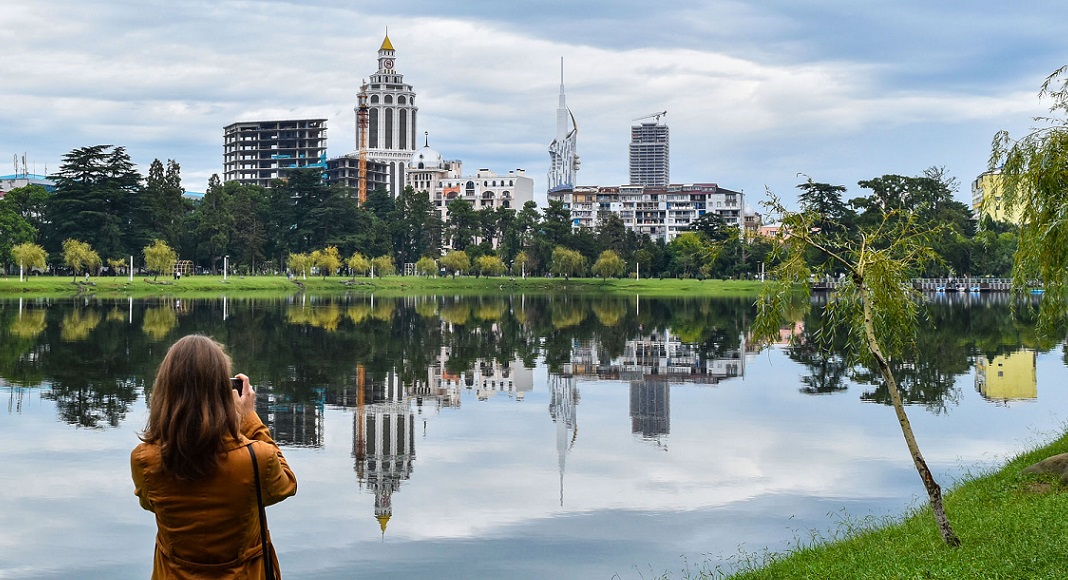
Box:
11 242 47 282
143 239 177 281
752 194 961 547
990 65 1068 335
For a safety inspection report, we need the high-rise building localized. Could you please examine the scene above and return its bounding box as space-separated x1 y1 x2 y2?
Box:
362 33 418 198
222 119 327 187
629 120 669 187
547 58 579 193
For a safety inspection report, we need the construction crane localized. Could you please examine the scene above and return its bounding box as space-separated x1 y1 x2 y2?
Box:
357 81 370 206
632 110 667 124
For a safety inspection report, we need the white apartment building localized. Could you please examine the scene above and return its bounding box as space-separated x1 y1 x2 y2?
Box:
549 183 751 243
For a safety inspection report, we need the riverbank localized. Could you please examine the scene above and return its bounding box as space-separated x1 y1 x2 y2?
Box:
716 430 1068 579
0 274 765 298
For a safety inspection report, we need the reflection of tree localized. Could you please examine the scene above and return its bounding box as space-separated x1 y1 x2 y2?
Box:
60 309 102 342
786 308 851 395
286 303 342 331
550 300 586 330
591 301 626 327
11 310 46 339
474 300 507 322
47 379 140 429
142 306 178 341
347 304 372 324
440 302 471 326
0 293 1048 431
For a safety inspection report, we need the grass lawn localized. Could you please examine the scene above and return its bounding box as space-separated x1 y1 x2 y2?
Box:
0 274 765 298
712 431 1068 579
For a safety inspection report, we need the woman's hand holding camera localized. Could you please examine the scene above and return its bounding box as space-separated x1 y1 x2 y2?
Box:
231 373 255 416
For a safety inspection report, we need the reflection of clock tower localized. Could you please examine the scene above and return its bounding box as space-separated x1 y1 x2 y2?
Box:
361 31 419 198
353 370 416 536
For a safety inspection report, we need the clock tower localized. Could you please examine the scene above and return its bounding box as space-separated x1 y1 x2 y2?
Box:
358 30 418 198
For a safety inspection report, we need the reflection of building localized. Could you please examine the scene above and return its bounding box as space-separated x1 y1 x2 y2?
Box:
549 373 578 506
975 350 1037 402
564 329 748 384
630 381 669 440
560 329 750 448
257 388 326 448
427 348 534 404
353 371 416 535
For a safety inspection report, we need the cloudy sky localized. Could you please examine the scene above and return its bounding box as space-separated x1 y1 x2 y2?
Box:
4 0 1066 208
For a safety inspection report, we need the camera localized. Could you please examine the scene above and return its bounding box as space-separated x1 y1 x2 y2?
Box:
230 377 243 394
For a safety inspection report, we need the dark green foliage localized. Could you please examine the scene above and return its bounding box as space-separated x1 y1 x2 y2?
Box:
46 145 147 260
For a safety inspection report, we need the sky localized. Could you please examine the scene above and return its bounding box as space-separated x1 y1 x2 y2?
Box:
3 0 1067 210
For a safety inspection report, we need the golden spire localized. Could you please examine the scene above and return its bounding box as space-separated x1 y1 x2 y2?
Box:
376 513 391 534
380 28 394 51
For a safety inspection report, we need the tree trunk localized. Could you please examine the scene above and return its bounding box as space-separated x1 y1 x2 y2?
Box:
862 294 961 547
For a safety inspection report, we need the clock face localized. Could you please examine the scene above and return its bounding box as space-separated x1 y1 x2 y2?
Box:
384 59 394 69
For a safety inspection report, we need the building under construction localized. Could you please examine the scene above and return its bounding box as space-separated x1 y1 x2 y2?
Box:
223 119 328 187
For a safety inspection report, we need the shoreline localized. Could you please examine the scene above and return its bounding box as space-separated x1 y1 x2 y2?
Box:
0 275 766 298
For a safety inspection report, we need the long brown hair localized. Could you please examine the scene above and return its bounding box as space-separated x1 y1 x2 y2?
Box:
141 334 241 480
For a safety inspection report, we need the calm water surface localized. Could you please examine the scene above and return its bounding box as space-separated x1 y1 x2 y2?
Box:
1 293 1065 579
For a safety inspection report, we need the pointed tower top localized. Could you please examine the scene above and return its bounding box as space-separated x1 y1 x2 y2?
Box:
380 29 394 51
376 513 391 534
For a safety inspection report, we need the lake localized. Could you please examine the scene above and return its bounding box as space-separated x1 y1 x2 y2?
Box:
1 293 1065 579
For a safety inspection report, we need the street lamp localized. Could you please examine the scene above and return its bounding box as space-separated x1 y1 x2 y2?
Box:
224 256 229 281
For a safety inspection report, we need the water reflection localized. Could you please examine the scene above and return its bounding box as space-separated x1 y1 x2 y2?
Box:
1 292 1065 578
0 293 1054 428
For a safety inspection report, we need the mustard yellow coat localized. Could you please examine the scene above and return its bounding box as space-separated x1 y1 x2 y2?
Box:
131 411 298 579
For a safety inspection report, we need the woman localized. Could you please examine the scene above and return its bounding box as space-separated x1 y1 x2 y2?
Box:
131 334 297 578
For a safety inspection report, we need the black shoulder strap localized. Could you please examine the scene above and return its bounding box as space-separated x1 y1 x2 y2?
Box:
246 442 276 580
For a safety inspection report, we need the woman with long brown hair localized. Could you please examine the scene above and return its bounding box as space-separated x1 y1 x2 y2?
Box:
131 334 297 578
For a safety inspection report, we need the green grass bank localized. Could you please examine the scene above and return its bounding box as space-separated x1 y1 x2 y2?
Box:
713 430 1068 579
0 275 764 298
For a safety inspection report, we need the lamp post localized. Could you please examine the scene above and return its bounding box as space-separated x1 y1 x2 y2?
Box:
224 256 229 281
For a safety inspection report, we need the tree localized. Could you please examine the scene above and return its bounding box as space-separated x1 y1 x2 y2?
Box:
415 256 438 277
143 159 186 248
475 255 506 277
47 145 146 259
314 246 342 279
0 197 37 271
3 184 49 235
753 194 960 547
195 175 233 274
11 242 47 281
107 257 127 276
991 65 1068 332
445 199 478 251
669 232 713 278
392 186 442 264
371 255 396 277
440 250 470 277
591 250 626 280
143 240 178 281
550 246 585 280
62 239 102 280
347 252 371 278
287 252 313 279
512 250 533 277
226 181 269 274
